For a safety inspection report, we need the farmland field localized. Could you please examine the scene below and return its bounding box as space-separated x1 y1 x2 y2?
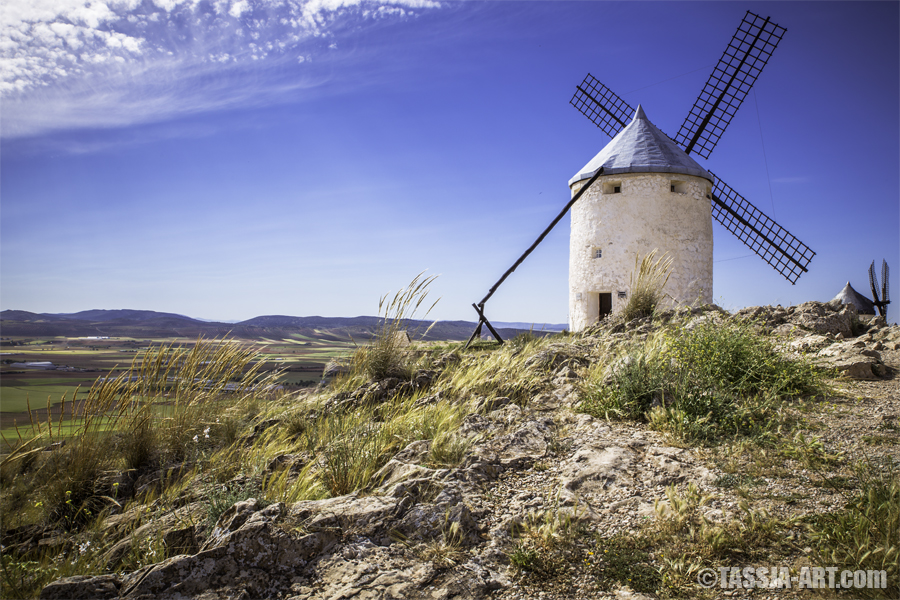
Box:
0 334 355 441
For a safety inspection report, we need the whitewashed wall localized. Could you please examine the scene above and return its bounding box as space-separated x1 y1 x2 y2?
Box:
568 172 713 332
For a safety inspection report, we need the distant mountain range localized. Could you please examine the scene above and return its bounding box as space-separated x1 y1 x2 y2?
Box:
0 310 566 341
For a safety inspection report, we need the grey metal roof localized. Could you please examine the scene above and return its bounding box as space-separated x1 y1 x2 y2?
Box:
831 282 876 314
569 105 712 186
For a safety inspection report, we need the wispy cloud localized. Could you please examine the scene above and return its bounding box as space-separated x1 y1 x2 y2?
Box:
1 0 441 138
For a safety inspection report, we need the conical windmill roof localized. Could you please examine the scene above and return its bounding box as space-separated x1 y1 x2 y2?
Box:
831 282 876 314
570 105 712 186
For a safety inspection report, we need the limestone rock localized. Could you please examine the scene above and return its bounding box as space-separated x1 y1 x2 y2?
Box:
487 418 553 469
474 395 511 413
786 333 832 353
122 501 336 599
163 525 199 556
372 458 432 490
815 341 886 380
265 453 311 474
101 501 206 570
558 427 713 518
792 301 859 338
39 574 120 600
524 343 590 370
392 485 480 546
288 492 408 545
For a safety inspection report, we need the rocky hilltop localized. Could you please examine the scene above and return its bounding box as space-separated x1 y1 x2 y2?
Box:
4 301 898 600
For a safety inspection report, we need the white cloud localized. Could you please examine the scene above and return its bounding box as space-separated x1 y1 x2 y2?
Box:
229 0 250 18
1 0 441 137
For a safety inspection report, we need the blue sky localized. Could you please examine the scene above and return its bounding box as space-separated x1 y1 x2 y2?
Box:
2 1 898 324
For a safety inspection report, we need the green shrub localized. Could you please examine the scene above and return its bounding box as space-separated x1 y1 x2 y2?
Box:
580 319 823 442
666 319 820 399
586 348 671 420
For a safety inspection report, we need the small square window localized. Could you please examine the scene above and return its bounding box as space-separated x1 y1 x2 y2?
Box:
593 248 602 259
614 186 621 193
603 182 622 194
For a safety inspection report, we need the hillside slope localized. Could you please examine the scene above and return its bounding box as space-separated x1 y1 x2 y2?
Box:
4 301 898 600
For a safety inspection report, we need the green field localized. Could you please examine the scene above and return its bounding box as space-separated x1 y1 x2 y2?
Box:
0 384 92 414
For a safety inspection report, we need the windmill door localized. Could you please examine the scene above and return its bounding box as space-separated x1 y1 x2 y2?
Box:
599 293 612 319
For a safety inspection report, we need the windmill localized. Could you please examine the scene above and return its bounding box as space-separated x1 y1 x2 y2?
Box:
466 10 815 344
869 260 890 318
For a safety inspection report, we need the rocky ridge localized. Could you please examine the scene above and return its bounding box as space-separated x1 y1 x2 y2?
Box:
31 301 900 600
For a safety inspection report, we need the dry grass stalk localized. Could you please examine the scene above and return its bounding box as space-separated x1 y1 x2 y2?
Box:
352 272 439 381
1 338 275 527
622 249 673 322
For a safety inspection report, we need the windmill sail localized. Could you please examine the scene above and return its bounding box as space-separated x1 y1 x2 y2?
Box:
567 75 816 283
710 172 815 284
571 74 635 140
870 260 891 318
675 11 787 159
870 261 882 304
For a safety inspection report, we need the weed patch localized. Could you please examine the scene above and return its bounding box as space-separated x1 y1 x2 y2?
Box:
808 458 899 599
585 483 800 598
589 534 661 594
508 502 583 579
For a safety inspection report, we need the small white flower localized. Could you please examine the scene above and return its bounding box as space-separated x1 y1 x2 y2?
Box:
193 435 199 443
203 427 210 438
78 541 91 554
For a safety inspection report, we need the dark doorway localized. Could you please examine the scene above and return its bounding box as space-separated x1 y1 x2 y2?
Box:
599 293 612 319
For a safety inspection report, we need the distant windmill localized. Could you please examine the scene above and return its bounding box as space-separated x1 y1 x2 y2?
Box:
466 11 815 343
869 260 891 318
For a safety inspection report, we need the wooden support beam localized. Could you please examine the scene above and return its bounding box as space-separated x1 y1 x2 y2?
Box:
464 318 483 349
473 303 504 344
464 167 604 348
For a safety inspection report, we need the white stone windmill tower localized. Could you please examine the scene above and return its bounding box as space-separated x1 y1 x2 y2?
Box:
567 105 714 331
466 11 815 344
